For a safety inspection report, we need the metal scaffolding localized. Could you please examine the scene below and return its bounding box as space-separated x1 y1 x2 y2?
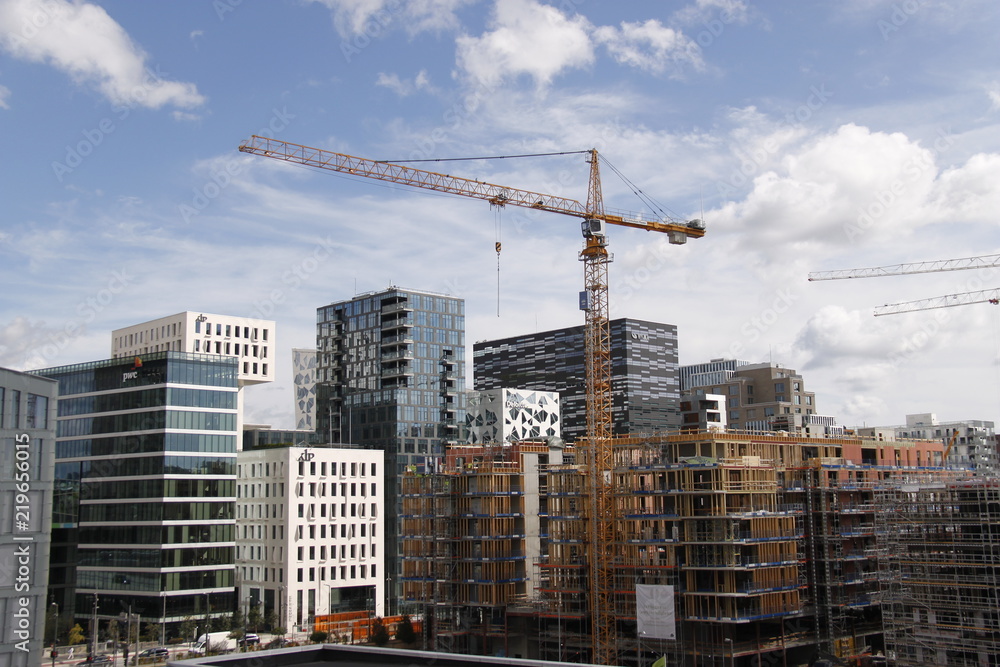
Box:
875 473 1000 666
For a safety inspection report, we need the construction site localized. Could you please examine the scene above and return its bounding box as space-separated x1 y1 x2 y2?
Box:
395 430 999 666
238 138 1000 667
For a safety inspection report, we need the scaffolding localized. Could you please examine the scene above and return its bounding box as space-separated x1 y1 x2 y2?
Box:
875 473 1000 666
401 443 548 656
403 430 960 666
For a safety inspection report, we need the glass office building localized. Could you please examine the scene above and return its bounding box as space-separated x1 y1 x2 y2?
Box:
35 352 238 637
315 287 465 613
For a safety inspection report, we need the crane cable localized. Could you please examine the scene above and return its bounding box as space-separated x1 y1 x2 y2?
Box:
495 206 502 317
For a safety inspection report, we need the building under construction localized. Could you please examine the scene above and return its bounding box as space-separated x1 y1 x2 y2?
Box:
875 474 1000 666
399 430 958 666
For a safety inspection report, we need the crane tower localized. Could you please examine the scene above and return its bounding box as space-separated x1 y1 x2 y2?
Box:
239 135 705 664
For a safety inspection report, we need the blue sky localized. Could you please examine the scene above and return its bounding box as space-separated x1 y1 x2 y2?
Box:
2 0 1000 430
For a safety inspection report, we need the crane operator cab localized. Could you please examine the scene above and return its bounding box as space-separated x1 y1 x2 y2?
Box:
581 218 606 239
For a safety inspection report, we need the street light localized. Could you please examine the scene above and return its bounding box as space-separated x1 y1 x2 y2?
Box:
50 601 59 667
724 637 734 667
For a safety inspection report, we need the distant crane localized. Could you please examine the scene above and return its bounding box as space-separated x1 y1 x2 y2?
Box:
239 135 705 664
808 254 1000 316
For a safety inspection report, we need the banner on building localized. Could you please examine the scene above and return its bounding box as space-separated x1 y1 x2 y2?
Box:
636 584 676 640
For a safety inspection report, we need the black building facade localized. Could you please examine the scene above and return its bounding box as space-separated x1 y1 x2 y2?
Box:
473 318 680 442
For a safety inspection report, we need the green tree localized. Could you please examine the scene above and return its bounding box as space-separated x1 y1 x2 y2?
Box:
395 615 416 645
68 624 86 647
309 630 328 643
142 623 159 643
178 617 197 644
229 610 245 632
263 609 278 633
370 618 390 647
247 604 263 633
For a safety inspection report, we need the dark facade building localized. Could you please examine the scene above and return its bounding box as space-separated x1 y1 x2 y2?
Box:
34 352 239 637
1 367 57 667
315 286 466 613
473 318 680 441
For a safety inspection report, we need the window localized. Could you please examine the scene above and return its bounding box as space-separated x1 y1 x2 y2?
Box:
10 389 20 428
26 393 48 429
774 382 785 393
728 385 739 395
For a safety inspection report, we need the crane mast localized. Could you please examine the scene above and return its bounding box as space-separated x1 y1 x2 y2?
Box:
239 135 704 664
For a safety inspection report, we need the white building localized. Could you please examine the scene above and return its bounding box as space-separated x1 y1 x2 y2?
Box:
112 312 275 447
874 413 999 474
465 388 560 444
236 445 384 633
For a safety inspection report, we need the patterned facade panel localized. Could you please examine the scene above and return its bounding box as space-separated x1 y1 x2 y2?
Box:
292 348 317 431
466 388 560 444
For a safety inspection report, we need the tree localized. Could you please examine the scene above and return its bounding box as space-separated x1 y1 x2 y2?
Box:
142 623 159 643
395 615 416 645
178 617 197 645
229 610 245 632
68 624 86 647
247 604 263 633
309 630 328 643
369 618 390 647
264 609 278 633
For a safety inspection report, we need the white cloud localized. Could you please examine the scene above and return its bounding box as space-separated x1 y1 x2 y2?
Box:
376 69 431 96
593 19 703 76
309 0 471 37
988 81 1000 111
0 0 204 110
455 0 594 89
0 82 9 108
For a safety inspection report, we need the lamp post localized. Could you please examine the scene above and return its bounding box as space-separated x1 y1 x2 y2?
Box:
50 601 59 667
724 637 733 667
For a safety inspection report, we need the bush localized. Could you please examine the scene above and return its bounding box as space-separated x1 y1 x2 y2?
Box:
395 615 416 644
308 631 328 644
370 618 390 647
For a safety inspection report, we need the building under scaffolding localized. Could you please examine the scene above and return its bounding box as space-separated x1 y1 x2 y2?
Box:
401 431 949 666
875 474 1000 666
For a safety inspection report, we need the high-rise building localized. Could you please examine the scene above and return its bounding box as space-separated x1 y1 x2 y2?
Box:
474 318 680 441
315 286 466 612
235 444 384 634
112 312 275 447
33 352 239 637
1 368 57 667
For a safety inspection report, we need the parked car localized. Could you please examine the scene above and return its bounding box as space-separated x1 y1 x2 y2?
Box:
77 656 113 666
264 637 292 649
240 633 259 646
138 647 169 659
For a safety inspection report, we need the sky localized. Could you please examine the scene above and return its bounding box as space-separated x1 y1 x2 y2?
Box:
2 0 1000 431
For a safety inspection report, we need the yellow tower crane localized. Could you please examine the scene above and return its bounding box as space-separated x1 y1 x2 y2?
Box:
808 253 1000 316
239 135 706 664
